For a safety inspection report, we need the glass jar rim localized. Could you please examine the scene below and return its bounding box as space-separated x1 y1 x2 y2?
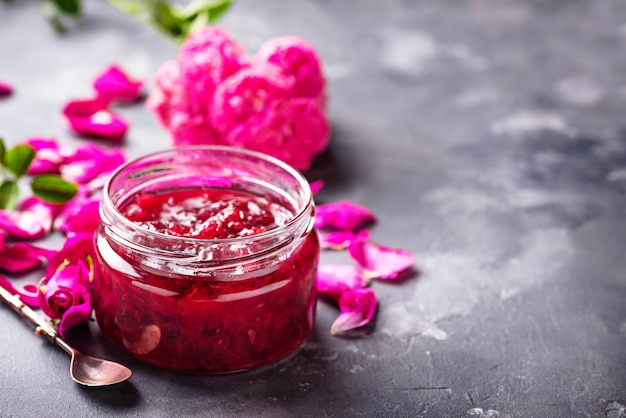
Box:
101 145 314 246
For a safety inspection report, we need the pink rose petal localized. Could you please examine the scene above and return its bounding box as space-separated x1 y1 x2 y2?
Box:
254 36 326 102
60 143 125 184
93 64 143 104
318 230 358 250
316 264 369 302
0 276 39 307
46 233 96 284
24 137 64 175
309 179 324 195
146 60 182 129
330 288 378 335
348 238 415 280
0 197 61 240
62 98 128 141
178 26 248 112
167 112 222 146
20 196 63 232
0 210 45 240
58 297 92 336
0 242 56 273
210 65 292 135
24 138 125 186
56 198 100 234
53 188 88 231
315 201 376 231
147 61 223 147
0 79 13 97
225 97 329 171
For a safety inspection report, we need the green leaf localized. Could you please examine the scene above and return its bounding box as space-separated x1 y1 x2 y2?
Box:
178 0 233 39
0 138 6 166
204 0 232 22
0 180 19 210
106 0 145 15
105 0 233 43
41 0 69 33
31 175 78 204
5 144 35 178
53 0 81 15
180 11 209 39
150 0 185 37
180 0 232 20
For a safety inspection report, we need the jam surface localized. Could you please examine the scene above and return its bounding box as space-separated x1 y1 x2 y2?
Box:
122 189 293 239
94 187 318 373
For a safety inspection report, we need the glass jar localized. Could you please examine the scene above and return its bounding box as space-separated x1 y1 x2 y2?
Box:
93 146 319 374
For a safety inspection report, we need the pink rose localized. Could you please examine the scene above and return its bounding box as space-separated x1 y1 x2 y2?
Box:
147 27 330 171
38 260 92 336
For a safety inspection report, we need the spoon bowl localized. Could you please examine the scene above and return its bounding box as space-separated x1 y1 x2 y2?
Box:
71 351 133 386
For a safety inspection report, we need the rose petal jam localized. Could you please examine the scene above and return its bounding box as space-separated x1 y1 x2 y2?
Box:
93 146 318 373
123 189 293 239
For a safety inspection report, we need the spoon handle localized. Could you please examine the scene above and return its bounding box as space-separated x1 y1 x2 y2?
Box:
0 285 72 355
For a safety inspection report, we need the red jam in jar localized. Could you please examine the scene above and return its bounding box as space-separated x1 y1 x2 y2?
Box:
93 146 319 373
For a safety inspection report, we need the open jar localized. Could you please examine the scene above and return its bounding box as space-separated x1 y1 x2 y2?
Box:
93 146 319 373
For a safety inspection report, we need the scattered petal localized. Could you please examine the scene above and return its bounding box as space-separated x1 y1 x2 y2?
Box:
0 79 13 97
93 64 143 104
24 137 64 175
56 197 100 234
309 179 324 195
316 264 369 302
0 246 43 272
315 201 376 231
26 139 125 185
0 276 39 307
0 197 61 240
62 98 128 141
20 196 63 231
60 143 125 184
0 242 56 273
0 210 44 240
348 238 415 280
330 288 378 335
318 230 358 250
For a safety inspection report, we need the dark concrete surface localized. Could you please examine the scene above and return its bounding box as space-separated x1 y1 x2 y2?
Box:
1 0 626 416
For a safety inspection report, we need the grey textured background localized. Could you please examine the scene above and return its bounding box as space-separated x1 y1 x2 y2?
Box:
1 0 626 416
